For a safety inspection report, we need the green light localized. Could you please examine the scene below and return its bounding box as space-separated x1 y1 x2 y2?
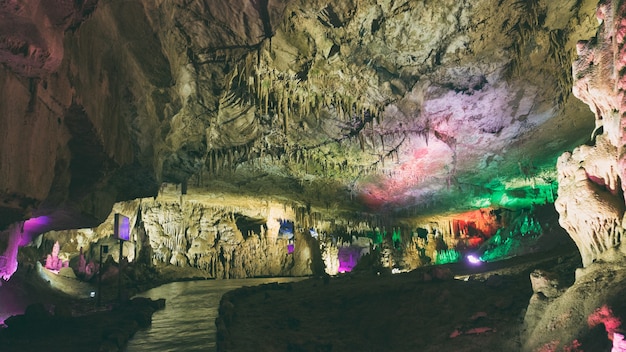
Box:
479 212 543 262
366 229 385 244
392 229 401 243
470 197 492 208
435 249 461 264
467 183 559 210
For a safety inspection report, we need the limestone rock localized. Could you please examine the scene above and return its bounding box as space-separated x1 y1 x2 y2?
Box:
556 0 626 267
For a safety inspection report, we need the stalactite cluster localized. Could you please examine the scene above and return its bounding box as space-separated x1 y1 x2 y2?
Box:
140 200 319 278
504 0 544 78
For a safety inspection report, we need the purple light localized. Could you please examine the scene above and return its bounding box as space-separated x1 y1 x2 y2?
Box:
467 255 481 265
287 244 295 254
115 214 130 241
1 216 51 280
19 216 50 245
338 246 362 273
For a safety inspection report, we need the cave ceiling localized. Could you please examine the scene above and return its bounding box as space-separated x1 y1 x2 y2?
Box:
0 0 602 230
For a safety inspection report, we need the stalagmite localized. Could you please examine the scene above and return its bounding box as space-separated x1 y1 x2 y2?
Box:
555 0 626 267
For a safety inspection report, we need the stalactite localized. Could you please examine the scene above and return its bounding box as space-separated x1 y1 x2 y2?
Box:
228 149 233 171
216 150 222 174
237 63 244 87
208 150 213 174
264 79 269 115
283 90 288 133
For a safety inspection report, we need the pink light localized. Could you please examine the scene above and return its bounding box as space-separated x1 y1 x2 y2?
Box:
358 136 453 209
588 305 622 334
1 224 21 280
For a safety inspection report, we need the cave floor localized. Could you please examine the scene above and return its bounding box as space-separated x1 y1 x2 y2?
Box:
218 247 582 352
0 244 585 352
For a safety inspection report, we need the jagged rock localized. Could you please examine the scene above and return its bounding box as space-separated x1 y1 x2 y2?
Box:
529 270 561 299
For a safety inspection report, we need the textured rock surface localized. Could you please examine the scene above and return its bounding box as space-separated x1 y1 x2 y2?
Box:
216 251 581 352
0 296 165 352
41 189 328 279
523 258 626 351
0 0 607 280
556 0 626 267
0 0 599 229
35 189 568 283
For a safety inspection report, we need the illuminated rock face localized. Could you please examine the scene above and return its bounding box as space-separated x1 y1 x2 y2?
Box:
43 194 323 279
140 199 317 278
556 0 626 267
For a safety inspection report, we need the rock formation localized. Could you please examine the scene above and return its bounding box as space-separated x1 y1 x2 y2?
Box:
34 187 564 281
556 0 626 267
44 241 68 271
40 189 330 279
0 0 611 298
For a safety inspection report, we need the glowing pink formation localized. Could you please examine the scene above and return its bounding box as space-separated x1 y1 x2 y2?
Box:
1 216 50 280
44 241 68 272
0 223 21 280
337 246 363 273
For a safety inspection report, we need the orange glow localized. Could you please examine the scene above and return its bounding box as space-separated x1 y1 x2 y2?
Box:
452 208 500 238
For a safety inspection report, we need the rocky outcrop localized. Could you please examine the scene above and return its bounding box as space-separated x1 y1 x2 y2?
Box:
0 297 165 352
556 0 626 267
523 258 626 351
34 189 567 282
526 2 626 349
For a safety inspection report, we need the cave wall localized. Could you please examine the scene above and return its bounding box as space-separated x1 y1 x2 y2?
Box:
29 184 573 283
41 191 326 279
140 199 310 279
0 0 600 231
0 0 169 232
